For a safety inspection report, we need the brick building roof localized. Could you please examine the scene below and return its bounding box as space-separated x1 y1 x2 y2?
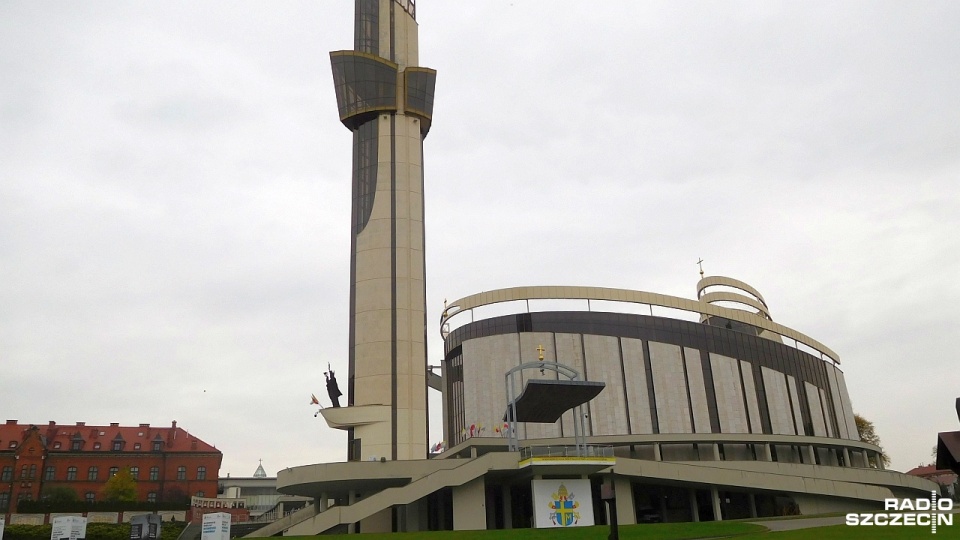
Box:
0 420 218 453
906 464 958 485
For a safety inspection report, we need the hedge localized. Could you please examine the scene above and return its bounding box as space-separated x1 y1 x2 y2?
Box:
2 521 187 540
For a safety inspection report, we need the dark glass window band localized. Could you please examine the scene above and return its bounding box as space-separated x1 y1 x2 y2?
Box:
446 311 835 397
331 51 399 130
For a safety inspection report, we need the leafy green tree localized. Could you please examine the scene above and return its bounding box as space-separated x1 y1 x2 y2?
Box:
855 413 891 467
102 468 138 502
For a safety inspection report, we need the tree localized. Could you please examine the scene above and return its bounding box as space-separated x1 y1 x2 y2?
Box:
854 413 891 468
102 468 138 502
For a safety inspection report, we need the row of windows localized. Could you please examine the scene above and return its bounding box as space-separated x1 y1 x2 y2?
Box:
0 490 206 511
6 440 165 451
61 440 162 451
1 465 206 481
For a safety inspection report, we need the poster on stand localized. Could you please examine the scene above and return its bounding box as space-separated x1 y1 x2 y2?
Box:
531 479 595 528
200 513 231 540
50 516 87 540
130 514 162 540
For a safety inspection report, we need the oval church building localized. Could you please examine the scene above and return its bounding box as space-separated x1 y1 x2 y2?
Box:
261 277 936 535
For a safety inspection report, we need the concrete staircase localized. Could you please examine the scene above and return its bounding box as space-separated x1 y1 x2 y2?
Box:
244 503 320 538
246 452 517 537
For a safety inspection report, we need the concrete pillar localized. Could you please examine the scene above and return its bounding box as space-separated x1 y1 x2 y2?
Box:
748 493 757 518
842 447 850 467
614 477 636 525
804 445 816 465
712 444 721 461
317 492 328 512
359 508 392 533
711 488 723 522
653 444 662 461
689 489 700 522
348 490 357 534
760 444 772 462
404 500 422 532
875 451 885 470
453 477 486 530
502 485 512 529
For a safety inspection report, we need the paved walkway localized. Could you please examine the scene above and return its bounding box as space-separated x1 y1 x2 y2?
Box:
749 507 960 532
749 515 845 532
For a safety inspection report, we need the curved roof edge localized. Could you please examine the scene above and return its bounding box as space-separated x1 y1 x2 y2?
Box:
441 284 839 364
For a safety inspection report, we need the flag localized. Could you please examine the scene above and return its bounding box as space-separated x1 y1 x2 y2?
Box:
310 394 319 405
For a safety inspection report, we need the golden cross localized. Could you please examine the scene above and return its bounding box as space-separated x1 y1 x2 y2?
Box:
536 344 545 360
697 258 705 278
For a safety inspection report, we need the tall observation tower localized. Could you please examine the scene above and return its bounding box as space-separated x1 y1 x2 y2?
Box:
322 0 436 463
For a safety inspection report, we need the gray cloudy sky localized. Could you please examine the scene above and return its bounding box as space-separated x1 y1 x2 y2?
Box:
2 1 958 476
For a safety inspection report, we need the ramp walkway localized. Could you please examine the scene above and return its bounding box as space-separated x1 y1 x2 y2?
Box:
245 452 518 536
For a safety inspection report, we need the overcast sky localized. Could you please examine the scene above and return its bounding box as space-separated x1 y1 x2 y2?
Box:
2 1 958 477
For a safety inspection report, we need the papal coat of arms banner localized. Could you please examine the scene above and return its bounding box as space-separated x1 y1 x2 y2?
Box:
532 479 595 528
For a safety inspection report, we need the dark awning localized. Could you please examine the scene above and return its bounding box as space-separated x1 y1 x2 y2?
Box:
504 379 605 423
937 431 960 474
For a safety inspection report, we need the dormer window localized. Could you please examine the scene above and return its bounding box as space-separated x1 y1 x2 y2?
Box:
53 442 61 449
71 441 81 451
7 442 15 449
152 441 162 451
93 442 101 450
134 443 141 450
112 441 122 451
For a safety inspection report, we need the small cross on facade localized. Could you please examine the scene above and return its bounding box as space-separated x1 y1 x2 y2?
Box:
536 344 545 360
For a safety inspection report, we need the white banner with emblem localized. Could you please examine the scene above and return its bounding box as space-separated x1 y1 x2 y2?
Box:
532 479 595 528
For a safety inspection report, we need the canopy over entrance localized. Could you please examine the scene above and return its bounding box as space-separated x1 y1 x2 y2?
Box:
504 379 606 423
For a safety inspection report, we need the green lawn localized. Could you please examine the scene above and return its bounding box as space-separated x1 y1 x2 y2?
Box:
279 519 960 540
741 523 960 538
283 522 766 540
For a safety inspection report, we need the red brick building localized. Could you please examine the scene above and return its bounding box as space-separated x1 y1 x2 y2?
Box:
0 420 221 512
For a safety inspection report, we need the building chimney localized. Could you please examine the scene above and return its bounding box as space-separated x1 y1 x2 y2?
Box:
76 422 85 427
110 422 119 427
5 420 16 425
139 423 150 428
172 420 177 429
49 421 56 426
